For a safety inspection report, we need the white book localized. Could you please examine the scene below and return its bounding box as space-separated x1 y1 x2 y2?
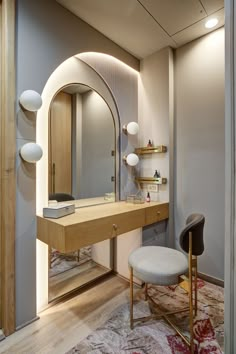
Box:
43 203 75 219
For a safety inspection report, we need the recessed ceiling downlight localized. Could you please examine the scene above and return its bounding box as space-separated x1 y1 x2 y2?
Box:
205 18 218 29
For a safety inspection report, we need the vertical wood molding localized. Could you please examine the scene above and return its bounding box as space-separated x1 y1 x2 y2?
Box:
1 0 16 335
0 0 2 331
168 47 174 248
225 0 235 352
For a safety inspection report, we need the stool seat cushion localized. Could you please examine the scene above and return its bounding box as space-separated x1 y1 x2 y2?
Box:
128 246 188 286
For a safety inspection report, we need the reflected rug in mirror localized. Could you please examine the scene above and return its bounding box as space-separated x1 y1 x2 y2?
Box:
66 279 224 354
49 246 92 278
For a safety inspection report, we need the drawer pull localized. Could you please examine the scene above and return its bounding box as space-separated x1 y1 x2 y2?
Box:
113 224 118 230
157 211 161 215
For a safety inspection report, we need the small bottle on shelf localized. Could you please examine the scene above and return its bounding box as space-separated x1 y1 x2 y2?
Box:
154 170 160 178
147 139 152 147
146 192 151 202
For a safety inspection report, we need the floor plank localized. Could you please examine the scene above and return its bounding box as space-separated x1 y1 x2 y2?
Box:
0 276 130 354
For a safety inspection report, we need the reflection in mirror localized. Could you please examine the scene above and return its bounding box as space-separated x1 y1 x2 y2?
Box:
48 84 115 206
48 84 115 302
48 239 112 302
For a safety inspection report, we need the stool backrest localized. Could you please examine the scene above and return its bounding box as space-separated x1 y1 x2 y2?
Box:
49 193 75 202
179 214 205 256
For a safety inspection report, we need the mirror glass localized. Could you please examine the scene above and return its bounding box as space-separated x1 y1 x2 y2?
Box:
48 84 115 301
48 83 116 207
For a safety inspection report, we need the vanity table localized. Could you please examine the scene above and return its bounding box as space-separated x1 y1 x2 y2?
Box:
37 200 168 301
37 201 169 253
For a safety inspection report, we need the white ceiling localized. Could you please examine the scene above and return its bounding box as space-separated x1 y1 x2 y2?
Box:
56 0 224 59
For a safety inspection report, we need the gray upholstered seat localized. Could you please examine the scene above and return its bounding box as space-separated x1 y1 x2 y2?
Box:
128 246 188 286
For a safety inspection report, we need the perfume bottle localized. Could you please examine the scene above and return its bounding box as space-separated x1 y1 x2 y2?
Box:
154 170 160 178
146 192 151 202
147 139 152 147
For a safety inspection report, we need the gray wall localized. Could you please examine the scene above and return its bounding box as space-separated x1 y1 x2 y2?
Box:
138 47 174 247
174 28 225 281
16 0 139 327
72 91 115 199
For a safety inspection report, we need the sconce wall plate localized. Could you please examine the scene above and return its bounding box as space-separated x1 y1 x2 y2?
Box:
19 90 43 112
20 142 43 163
123 122 139 135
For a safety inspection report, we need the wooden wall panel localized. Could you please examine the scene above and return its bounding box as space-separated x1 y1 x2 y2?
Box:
0 0 16 336
49 91 72 194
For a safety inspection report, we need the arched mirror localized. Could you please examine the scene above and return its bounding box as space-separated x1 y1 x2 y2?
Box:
48 83 116 301
48 83 116 205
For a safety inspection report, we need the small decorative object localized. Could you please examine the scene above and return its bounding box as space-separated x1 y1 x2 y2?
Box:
43 203 75 219
126 194 145 204
20 142 43 163
133 196 145 204
123 122 139 135
126 195 136 203
146 192 151 202
154 170 160 178
19 90 43 112
104 192 115 201
147 139 153 147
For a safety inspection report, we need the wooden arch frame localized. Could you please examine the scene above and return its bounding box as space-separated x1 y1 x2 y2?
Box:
0 0 16 336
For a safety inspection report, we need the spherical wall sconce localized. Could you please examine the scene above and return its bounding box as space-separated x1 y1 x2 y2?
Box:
123 153 139 166
20 142 43 163
123 122 139 135
19 90 43 112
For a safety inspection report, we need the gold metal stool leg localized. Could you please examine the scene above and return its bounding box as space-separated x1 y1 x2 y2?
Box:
130 267 134 329
189 233 194 354
194 258 198 317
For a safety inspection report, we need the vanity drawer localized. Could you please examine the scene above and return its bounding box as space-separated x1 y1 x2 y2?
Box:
65 208 146 252
145 203 169 225
112 209 145 236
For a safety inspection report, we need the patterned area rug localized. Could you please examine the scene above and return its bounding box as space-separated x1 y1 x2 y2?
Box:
66 279 224 354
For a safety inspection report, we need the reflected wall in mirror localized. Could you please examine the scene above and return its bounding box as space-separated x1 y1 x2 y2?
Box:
48 84 115 302
48 84 116 205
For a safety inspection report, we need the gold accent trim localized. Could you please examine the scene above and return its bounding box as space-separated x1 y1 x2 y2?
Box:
164 315 190 346
135 145 167 155
130 267 133 329
189 231 194 353
135 177 167 185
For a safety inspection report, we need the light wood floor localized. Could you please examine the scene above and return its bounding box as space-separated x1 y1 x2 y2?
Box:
0 276 130 354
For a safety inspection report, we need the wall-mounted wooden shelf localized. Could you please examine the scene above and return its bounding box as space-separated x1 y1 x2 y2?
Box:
134 145 167 155
135 177 167 185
